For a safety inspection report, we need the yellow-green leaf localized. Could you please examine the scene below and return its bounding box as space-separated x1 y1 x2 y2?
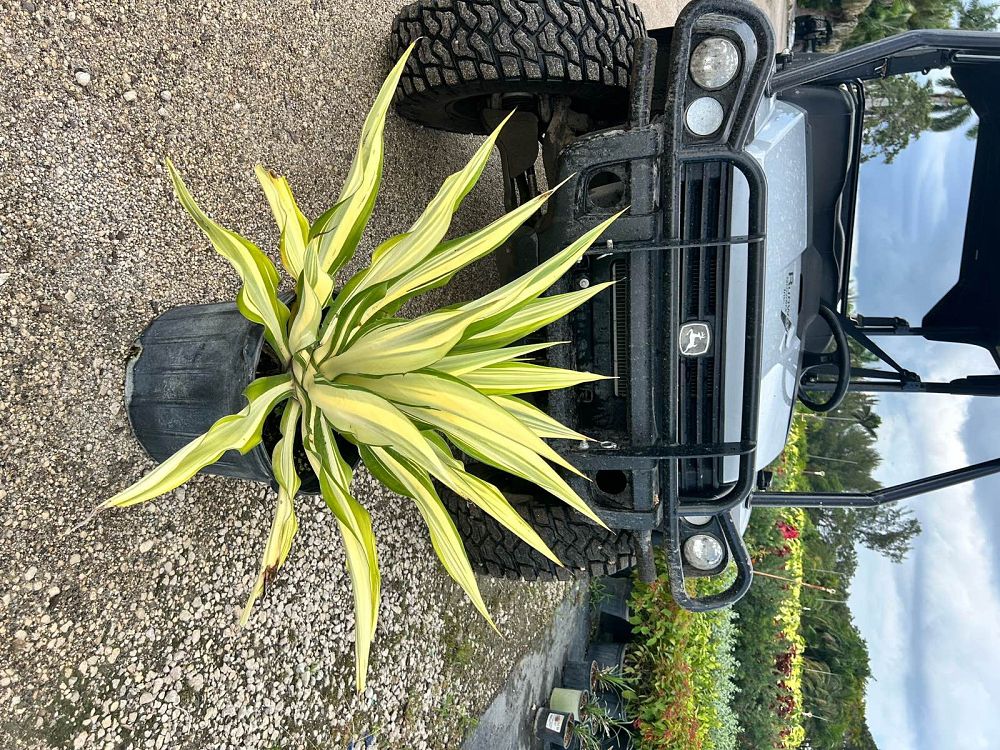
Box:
397 404 606 528
308 382 445 474
241 399 302 626
288 249 334 353
312 43 418 276
458 209 626 324
434 341 563 376
99 374 293 510
462 362 610 395
254 164 309 278
366 446 497 630
300 405 380 693
458 282 615 352
167 160 291 363
318 308 473 378
424 438 561 565
491 395 590 441
370 175 569 318
339 370 582 476
354 111 516 298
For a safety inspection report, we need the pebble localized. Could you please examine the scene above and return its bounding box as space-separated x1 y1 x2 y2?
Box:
123 90 138 102
0 272 9 288
25 566 38 581
138 692 154 706
138 540 154 553
73 731 88 749
159 90 172 102
64 290 77 303
74 71 91 87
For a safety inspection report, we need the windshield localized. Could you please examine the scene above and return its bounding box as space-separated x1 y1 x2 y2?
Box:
846 70 1000 750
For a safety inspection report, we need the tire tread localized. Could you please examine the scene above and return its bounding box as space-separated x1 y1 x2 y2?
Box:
390 0 645 131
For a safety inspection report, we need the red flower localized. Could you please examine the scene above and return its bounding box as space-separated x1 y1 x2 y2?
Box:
776 521 800 539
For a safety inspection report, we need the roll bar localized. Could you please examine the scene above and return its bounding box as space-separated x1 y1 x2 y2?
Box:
754 456 1000 508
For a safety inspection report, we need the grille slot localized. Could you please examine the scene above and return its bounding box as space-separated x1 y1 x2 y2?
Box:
611 260 630 397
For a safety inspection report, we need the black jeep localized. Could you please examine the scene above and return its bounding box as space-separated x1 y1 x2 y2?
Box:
388 0 1000 610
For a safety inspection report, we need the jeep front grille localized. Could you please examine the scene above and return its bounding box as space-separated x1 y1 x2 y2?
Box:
676 161 730 496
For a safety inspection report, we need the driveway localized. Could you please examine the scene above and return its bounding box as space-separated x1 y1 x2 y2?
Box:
0 1 787 748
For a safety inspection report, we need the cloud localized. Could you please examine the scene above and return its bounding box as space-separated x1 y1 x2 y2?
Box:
851 547 919 750
850 394 1000 750
852 128 977 326
845 108 1000 750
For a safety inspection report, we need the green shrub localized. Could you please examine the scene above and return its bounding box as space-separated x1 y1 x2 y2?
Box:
626 563 741 750
731 419 809 748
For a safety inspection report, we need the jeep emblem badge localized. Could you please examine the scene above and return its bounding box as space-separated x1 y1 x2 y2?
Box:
679 321 712 357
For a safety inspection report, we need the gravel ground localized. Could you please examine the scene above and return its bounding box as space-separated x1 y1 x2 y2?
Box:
0 0 791 747
0 1 574 748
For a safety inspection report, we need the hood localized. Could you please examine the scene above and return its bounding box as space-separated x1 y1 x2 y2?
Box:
722 98 808 483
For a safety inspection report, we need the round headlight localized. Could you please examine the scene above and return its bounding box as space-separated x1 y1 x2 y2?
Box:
685 96 725 137
684 515 712 526
684 533 725 571
690 37 741 90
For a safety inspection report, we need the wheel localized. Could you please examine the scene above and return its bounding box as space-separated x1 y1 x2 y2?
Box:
390 0 646 133
439 481 637 580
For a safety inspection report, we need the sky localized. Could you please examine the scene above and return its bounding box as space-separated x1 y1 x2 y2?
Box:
844 101 1000 749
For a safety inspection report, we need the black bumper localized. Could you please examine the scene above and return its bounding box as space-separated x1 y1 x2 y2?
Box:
529 0 776 610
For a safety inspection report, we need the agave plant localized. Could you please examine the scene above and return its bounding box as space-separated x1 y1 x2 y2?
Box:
97 44 622 691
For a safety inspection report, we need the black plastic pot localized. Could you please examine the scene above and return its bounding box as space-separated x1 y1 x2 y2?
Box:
585 643 627 674
561 659 599 692
125 300 354 493
534 708 575 749
595 576 634 643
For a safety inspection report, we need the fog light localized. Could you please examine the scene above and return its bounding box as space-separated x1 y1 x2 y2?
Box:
690 37 741 90
684 533 725 571
685 96 725 136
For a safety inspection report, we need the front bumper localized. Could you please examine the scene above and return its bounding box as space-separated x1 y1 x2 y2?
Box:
532 0 776 610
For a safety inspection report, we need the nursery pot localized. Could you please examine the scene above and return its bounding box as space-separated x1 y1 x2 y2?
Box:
534 708 575 749
125 300 357 493
549 687 589 721
585 642 627 674
595 576 634 643
561 659 599 692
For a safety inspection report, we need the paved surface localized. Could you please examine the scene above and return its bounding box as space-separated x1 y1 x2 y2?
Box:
0 1 790 748
462 583 589 750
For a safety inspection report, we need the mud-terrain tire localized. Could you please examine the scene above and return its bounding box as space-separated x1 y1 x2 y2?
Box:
439 484 637 580
390 0 646 133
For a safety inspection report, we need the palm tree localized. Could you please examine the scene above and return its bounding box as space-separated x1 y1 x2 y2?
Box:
907 0 960 29
849 403 882 437
929 76 979 139
959 0 1000 30
846 0 915 46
